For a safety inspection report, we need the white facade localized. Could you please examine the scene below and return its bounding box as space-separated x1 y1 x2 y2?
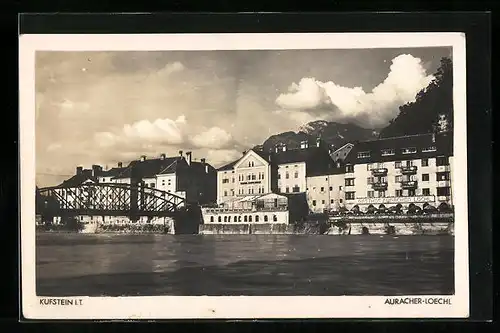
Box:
277 162 306 194
343 156 453 210
217 150 272 204
306 173 345 213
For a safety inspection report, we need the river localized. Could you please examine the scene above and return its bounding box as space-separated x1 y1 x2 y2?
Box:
36 233 454 296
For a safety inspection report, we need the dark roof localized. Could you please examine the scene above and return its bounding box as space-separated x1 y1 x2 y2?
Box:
217 146 335 177
113 157 181 179
58 170 96 187
344 133 453 165
98 167 126 178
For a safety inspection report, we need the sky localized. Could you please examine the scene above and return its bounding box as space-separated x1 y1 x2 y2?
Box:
35 47 452 187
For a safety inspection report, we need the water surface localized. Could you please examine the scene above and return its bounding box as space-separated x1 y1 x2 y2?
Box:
36 233 454 296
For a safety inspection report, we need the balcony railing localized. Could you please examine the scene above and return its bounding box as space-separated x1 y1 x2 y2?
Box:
372 182 388 190
371 168 388 176
400 165 418 174
401 180 418 189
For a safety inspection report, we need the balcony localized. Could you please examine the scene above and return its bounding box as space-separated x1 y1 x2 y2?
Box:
401 180 418 189
371 168 388 176
437 165 451 172
400 165 418 175
372 182 388 190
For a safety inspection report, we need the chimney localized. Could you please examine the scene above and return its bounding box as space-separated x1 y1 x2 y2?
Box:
140 155 146 162
160 153 166 160
76 166 83 175
186 151 192 165
242 150 247 156
92 164 102 177
118 162 123 168
179 150 183 157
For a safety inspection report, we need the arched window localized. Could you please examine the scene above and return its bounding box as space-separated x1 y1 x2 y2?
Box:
249 215 252 222
264 215 268 222
248 161 251 167
244 215 248 222
237 216 240 222
255 215 260 222
227 216 231 222
210 216 214 222
273 215 277 222
224 216 227 222
218 216 222 222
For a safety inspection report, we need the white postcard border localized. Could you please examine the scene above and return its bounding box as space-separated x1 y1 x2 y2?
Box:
20 32 469 319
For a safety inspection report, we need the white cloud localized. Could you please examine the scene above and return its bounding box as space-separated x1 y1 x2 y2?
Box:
121 116 187 145
205 149 242 167
190 127 234 149
275 54 435 128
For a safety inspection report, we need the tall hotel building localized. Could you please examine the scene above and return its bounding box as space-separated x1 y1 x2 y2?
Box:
337 131 453 212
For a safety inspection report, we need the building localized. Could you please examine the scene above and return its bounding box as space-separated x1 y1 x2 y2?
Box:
338 131 453 211
49 151 217 225
216 137 335 206
305 165 346 214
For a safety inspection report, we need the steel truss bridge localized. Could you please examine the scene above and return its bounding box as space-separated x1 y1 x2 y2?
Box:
37 182 188 219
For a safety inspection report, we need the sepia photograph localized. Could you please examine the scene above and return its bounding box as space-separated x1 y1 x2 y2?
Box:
20 32 469 319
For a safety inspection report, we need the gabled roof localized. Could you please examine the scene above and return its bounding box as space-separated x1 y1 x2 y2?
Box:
344 132 453 165
98 167 126 178
113 157 181 179
58 170 96 187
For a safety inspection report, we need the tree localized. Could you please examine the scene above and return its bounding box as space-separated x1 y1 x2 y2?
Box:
379 57 453 138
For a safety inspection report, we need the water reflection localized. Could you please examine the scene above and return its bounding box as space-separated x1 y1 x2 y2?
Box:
36 234 454 297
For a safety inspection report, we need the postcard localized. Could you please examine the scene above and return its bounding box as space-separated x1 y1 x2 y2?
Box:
19 32 468 319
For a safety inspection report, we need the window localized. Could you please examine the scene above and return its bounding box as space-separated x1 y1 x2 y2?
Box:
320 187 325 192
345 192 355 200
232 178 235 183
255 215 259 222
408 189 416 197
395 161 402 168
224 216 227 222
294 171 299 178
381 149 395 156
312 200 317 206
402 147 417 154
339 186 343 191
395 175 403 183
422 188 430 196
330 199 334 204
264 215 268 222
421 158 429 167
228 216 231 222
244 216 248 222
285 172 289 179
273 215 278 222
218 216 222 222
395 190 403 197
436 156 449 166
378 191 386 198
339 199 343 203
223 190 228 197
151 183 155 188
367 164 373 170
286 187 290 193
357 151 371 158
210 216 214 222
437 187 451 196
422 146 436 152
367 177 374 184
278 173 281 179
293 186 300 193
346 165 354 173
406 160 413 167
322 200 326 204
437 172 450 181
329 186 333 191
422 174 430 181
247 175 251 180
367 191 374 198
345 178 355 186
222 178 229 184
162 180 165 185
251 174 255 180
249 216 252 222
